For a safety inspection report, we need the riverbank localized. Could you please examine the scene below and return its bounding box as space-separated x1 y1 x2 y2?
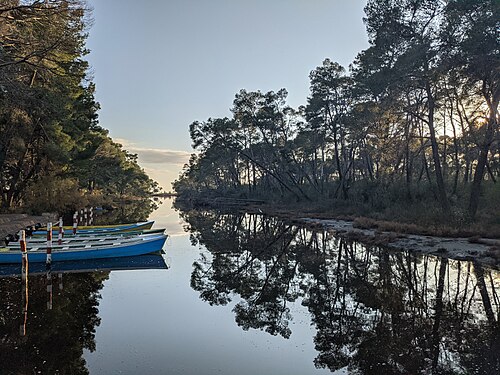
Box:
240 203 500 269
298 217 500 269
0 213 57 238
260 206 500 269
178 195 500 237
175 197 500 269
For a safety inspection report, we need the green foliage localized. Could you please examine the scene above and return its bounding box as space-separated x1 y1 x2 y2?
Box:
22 176 89 215
476 181 500 225
0 1 157 212
175 0 499 227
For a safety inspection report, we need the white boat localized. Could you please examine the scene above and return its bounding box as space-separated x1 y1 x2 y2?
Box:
8 230 165 245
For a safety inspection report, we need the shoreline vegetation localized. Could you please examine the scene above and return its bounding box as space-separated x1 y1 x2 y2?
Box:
1 0 498 266
177 196 500 239
173 197 500 269
0 1 159 215
174 0 499 253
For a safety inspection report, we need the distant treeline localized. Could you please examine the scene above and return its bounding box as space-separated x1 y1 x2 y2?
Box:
174 0 499 224
0 0 159 213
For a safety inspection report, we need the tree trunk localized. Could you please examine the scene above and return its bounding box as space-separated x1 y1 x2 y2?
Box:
426 83 450 213
449 102 460 195
332 126 346 199
468 91 499 219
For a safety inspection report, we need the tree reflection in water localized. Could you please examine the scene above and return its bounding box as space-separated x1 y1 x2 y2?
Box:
182 209 500 375
0 271 107 374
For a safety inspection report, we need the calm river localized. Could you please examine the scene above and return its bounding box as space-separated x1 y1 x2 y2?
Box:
0 200 498 374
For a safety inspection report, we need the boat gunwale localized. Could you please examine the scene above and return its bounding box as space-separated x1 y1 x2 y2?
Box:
0 234 168 263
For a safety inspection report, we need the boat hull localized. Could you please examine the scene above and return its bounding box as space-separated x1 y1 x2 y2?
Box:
11 231 164 247
29 228 165 239
33 221 155 235
0 253 168 277
0 235 167 264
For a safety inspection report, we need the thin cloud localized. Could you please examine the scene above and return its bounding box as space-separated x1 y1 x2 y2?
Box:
135 149 191 165
116 138 192 165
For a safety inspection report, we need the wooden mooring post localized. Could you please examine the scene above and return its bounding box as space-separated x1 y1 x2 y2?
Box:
20 230 28 280
58 217 64 245
20 229 28 336
46 222 52 267
73 211 78 234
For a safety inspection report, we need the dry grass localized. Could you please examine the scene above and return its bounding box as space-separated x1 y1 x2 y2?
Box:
350 216 500 238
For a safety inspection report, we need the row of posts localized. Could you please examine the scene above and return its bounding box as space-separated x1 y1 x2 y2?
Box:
20 206 96 275
21 208 95 275
19 215 74 335
76 207 94 227
19 208 95 322
21 210 90 268
19 207 96 335
20 227 64 336
20 219 59 276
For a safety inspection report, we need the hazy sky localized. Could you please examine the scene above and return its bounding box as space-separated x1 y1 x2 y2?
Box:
86 0 369 190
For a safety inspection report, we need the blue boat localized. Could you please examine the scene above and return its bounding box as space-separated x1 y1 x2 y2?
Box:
0 234 167 264
0 253 168 277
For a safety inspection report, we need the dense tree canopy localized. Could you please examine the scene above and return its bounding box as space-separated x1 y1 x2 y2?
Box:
0 0 158 213
175 0 499 224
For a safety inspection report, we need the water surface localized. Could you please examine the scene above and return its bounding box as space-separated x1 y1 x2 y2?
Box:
0 201 498 374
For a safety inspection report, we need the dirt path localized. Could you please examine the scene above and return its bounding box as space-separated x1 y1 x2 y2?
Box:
0 213 58 239
299 217 500 269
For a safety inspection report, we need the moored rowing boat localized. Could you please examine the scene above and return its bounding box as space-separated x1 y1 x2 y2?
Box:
33 220 155 235
34 227 165 238
9 230 165 245
6 232 164 251
0 233 167 264
0 253 168 277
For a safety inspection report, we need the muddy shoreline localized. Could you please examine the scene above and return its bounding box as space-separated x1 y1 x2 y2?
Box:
175 198 500 269
218 201 500 270
295 217 500 270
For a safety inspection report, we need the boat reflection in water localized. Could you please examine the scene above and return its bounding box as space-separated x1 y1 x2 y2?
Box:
0 254 168 374
181 209 500 375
